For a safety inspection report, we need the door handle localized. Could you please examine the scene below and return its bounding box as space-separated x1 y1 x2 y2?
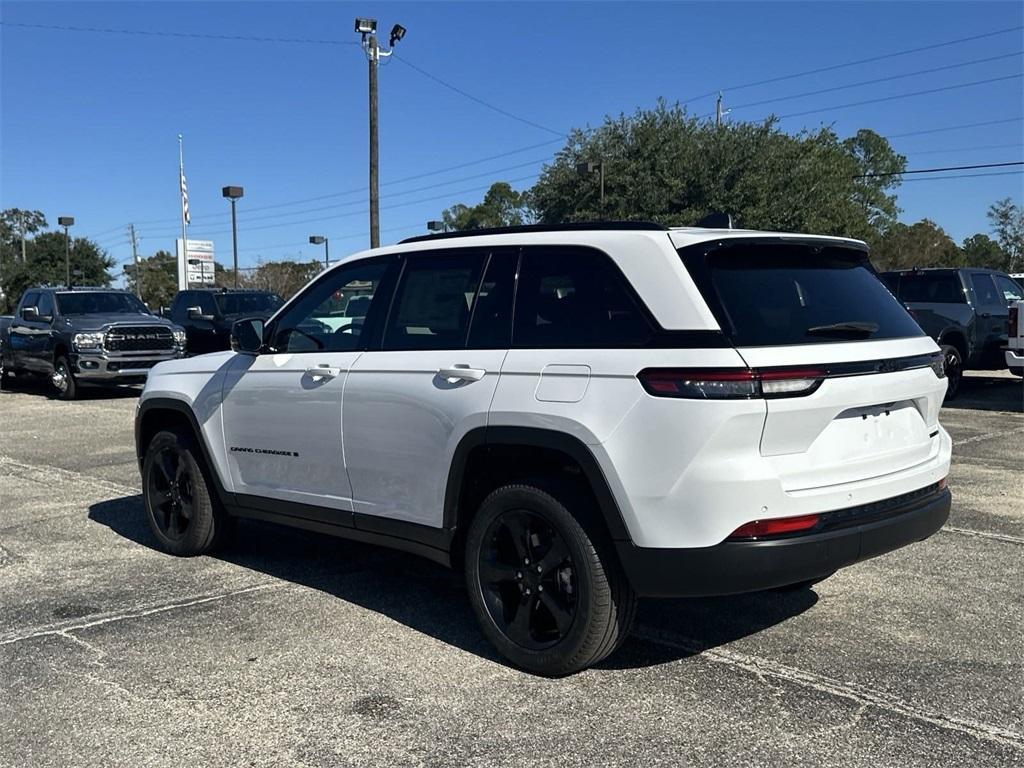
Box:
438 365 486 383
305 364 341 381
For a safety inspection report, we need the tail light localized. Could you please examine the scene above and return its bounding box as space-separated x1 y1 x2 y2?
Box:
1010 305 1019 337
728 514 821 540
638 367 826 400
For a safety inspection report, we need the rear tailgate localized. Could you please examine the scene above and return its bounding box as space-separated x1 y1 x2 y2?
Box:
678 237 946 492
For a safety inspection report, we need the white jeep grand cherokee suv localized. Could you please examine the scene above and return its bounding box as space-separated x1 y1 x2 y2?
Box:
135 223 952 675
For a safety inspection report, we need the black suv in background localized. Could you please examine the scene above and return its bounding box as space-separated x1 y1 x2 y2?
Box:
168 288 283 355
880 268 1023 398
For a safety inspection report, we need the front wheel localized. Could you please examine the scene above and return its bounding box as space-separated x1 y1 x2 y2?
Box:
940 345 962 401
51 355 78 400
464 483 637 676
142 428 230 556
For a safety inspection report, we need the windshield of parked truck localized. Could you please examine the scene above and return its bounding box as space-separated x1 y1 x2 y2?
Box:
215 292 284 316
56 292 151 315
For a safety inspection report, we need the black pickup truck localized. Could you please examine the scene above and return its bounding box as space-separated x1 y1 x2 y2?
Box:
167 288 283 355
0 287 186 399
880 268 1023 398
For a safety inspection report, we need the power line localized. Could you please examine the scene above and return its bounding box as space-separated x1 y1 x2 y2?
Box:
900 170 1023 182
776 73 1023 120
886 116 1023 138
721 51 1023 113
856 161 1023 178
0 21 357 45
905 142 1024 156
682 24 1024 104
393 54 565 137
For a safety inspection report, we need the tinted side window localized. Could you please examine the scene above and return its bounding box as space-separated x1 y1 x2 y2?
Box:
970 273 1002 307
995 275 1023 303
36 292 54 317
514 246 652 348
467 250 517 349
195 293 217 315
170 293 188 322
271 259 390 353
383 250 486 351
20 292 38 317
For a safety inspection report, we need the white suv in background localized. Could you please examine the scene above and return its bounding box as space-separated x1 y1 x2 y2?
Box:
135 223 952 675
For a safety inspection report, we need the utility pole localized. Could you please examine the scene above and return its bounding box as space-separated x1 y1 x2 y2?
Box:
58 216 74 287
356 18 406 249
715 92 731 128
128 224 142 301
19 212 27 263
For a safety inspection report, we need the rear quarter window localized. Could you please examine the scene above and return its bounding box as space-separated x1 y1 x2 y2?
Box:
680 242 924 347
894 273 966 304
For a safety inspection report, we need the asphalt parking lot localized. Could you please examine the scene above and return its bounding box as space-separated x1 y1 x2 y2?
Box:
1 372 1021 767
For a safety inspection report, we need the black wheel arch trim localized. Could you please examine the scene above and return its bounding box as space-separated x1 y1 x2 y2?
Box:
443 425 632 542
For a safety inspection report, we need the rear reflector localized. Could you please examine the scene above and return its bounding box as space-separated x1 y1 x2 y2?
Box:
638 367 825 399
728 514 821 540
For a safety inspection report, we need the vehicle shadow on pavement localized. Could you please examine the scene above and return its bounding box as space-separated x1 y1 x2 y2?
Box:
88 495 817 672
1 375 142 400
944 376 1022 413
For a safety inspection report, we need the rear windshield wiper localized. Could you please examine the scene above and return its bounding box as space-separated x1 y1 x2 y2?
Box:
806 321 879 338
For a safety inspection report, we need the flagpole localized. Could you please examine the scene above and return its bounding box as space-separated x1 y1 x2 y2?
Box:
178 133 188 291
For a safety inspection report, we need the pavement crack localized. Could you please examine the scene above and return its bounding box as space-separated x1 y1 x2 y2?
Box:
941 525 1024 545
633 626 1024 751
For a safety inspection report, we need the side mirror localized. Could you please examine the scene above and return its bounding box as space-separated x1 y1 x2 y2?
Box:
231 318 264 354
21 306 39 321
187 306 215 321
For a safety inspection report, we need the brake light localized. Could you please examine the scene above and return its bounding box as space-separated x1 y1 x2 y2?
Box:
728 514 821 540
637 367 825 399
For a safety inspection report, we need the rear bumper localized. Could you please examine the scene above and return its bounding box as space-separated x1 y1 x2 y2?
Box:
616 486 951 597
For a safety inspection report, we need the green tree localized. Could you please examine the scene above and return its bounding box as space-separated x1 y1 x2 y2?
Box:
124 250 179 311
960 233 1009 271
526 102 905 241
0 209 48 311
870 219 962 271
2 231 115 311
247 259 322 299
987 198 1023 272
442 182 534 231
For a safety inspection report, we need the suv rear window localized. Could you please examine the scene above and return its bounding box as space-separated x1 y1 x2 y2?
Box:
680 242 924 347
890 272 966 304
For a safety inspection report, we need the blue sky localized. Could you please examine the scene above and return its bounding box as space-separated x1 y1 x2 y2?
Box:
1 1 1022 282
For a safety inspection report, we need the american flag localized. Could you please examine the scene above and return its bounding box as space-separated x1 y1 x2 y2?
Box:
180 168 190 225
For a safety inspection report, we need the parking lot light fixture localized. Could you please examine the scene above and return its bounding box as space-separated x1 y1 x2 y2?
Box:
57 216 75 287
427 220 448 233
222 187 244 288
310 235 329 268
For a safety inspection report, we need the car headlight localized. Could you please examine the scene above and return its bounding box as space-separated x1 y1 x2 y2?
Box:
73 332 105 351
172 329 187 347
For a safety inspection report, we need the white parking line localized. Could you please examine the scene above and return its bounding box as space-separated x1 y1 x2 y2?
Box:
634 627 1024 751
953 426 1024 447
942 525 1024 545
0 583 284 646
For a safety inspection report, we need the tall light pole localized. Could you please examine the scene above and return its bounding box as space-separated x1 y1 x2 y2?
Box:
356 17 406 249
222 186 244 288
58 216 74 287
309 235 329 268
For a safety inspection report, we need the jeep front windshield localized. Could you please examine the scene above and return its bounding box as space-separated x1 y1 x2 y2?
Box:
215 293 284 316
56 292 151 315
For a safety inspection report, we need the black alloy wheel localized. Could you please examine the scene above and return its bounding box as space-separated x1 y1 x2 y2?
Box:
147 444 196 541
479 508 577 650
941 345 962 401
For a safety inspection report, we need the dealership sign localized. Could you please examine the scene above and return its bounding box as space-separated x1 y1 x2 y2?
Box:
176 238 215 288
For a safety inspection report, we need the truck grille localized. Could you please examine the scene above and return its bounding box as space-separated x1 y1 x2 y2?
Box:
104 326 175 352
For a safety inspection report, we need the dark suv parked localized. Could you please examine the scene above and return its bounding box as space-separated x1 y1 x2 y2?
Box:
880 268 1023 398
168 289 283 355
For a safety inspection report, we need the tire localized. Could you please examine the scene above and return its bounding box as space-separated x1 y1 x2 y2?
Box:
142 428 231 556
940 344 962 401
464 482 638 676
51 355 78 400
